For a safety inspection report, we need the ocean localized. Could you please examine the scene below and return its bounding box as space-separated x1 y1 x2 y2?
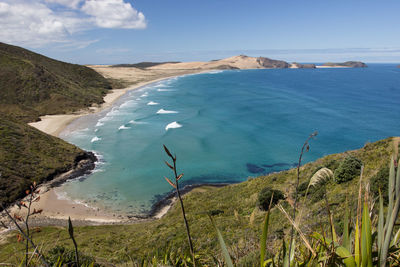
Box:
59 65 400 215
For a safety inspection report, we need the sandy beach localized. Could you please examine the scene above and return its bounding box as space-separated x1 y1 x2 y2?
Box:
28 67 203 137
10 66 209 226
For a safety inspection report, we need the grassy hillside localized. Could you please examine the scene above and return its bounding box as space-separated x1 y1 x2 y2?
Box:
0 116 94 208
0 137 397 265
0 42 122 210
0 42 112 122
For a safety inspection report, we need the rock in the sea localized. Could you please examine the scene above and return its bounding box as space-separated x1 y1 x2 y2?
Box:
246 163 266 174
323 61 367 68
256 57 289 68
397 65 400 68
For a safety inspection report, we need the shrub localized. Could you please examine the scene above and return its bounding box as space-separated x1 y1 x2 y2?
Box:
334 156 362 183
257 187 284 211
47 245 97 266
370 166 389 204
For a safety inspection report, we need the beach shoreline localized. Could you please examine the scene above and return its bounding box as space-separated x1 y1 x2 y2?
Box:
28 68 204 137
9 67 214 226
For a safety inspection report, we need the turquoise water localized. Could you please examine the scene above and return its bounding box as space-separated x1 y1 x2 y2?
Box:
60 65 400 215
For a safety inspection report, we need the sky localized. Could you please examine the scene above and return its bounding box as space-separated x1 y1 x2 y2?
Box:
1 0 400 64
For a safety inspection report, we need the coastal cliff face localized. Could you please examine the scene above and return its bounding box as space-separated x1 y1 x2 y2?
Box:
256 56 289 68
323 61 367 68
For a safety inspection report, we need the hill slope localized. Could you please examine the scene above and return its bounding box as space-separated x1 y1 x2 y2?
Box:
0 42 112 122
0 43 117 209
0 116 95 208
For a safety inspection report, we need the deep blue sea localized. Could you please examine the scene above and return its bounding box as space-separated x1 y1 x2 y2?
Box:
59 65 400 215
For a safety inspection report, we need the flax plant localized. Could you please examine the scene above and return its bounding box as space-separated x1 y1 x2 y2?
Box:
0 182 49 266
163 144 195 266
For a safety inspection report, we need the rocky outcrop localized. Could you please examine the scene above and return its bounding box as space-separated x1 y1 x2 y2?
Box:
256 57 289 68
290 62 316 69
47 152 97 187
323 61 367 68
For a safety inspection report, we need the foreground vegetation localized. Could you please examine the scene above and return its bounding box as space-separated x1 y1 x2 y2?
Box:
0 137 398 266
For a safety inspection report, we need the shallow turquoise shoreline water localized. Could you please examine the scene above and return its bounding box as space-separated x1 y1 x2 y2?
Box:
59 65 400 215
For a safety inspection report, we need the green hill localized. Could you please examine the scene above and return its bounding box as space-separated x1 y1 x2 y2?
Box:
0 116 94 208
0 42 120 209
0 137 397 265
0 42 112 122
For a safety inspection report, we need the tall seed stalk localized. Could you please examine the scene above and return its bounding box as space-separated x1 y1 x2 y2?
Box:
163 145 195 266
288 131 317 261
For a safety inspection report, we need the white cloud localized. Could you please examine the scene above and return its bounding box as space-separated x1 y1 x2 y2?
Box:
0 0 146 48
81 0 146 29
45 0 83 9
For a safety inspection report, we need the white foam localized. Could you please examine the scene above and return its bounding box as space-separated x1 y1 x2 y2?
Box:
118 125 131 130
157 89 174 92
95 121 104 127
207 70 224 74
147 101 159 105
140 92 148 97
165 121 182 130
91 136 101 143
54 190 70 201
54 190 96 209
157 109 178 114
119 100 136 108
94 128 99 132
129 120 148 125
154 83 170 88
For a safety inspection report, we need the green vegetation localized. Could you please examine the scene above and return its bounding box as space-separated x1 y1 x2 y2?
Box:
0 42 122 209
0 42 112 122
112 62 181 69
0 137 398 266
334 155 362 183
370 166 390 204
257 187 284 210
0 116 92 208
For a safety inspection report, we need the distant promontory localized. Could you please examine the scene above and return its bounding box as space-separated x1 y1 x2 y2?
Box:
113 55 366 70
321 61 367 68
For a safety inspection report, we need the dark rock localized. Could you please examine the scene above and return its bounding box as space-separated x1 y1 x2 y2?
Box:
256 57 290 68
246 163 266 173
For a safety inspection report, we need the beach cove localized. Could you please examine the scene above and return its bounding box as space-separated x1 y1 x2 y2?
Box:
13 63 398 226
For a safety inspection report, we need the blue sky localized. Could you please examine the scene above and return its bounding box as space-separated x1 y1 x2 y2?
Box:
1 0 400 64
